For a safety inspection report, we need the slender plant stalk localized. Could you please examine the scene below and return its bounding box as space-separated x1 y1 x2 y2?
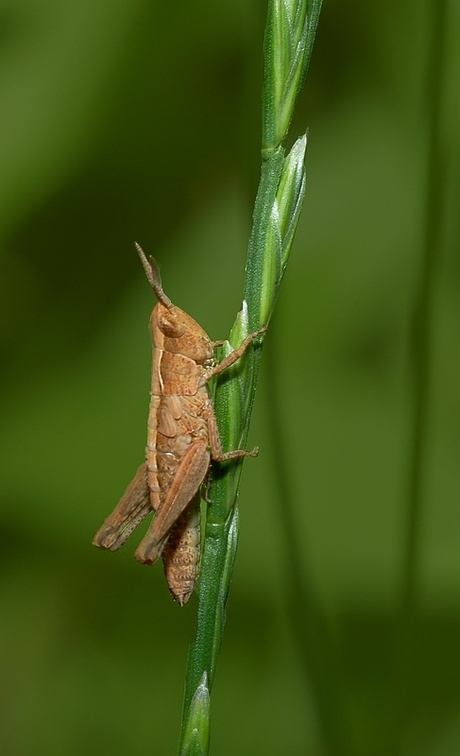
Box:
402 0 448 612
389 4 450 754
264 326 352 756
178 1 322 754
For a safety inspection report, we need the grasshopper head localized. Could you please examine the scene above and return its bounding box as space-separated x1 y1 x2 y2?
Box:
135 244 214 364
154 303 214 364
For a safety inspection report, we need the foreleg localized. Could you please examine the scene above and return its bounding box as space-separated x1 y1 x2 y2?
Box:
203 327 267 384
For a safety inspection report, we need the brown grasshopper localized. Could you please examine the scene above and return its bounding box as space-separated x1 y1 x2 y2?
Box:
93 244 266 605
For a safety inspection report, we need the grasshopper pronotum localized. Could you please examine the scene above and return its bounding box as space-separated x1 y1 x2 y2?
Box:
93 245 266 605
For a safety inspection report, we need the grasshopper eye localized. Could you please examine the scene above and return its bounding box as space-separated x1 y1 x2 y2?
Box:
157 308 186 338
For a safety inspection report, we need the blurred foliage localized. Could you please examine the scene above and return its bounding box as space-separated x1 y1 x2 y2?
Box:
0 0 459 754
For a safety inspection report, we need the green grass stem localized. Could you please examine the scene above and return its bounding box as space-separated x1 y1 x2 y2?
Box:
178 1 322 753
403 0 448 612
265 324 352 756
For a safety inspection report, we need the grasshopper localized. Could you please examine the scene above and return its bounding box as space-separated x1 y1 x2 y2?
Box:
93 245 266 605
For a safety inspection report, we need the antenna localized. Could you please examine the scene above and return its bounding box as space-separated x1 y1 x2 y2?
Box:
134 243 172 308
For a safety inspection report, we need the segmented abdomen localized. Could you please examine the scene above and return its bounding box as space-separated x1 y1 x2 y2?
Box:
161 492 201 606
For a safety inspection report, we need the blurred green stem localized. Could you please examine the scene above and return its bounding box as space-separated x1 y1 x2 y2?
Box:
264 324 351 756
402 0 448 612
393 6 449 752
178 1 322 754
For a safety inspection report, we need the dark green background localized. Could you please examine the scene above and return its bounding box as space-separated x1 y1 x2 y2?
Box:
0 1 459 754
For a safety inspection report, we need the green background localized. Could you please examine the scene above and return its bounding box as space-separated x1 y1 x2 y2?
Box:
0 1 459 754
